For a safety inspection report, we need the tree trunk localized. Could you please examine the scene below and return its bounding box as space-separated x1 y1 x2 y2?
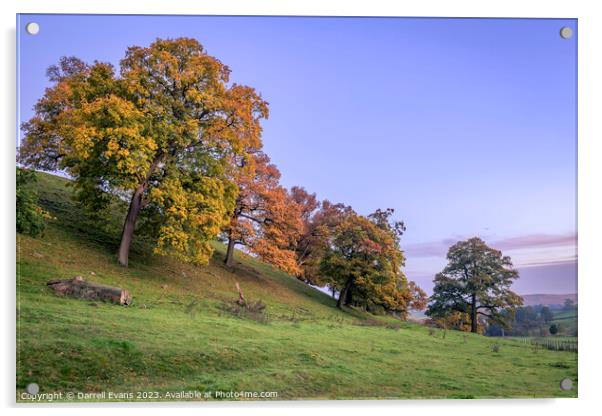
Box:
337 277 354 309
470 292 478 333
225 230 236 267
344 281 354 305
117 184 145 267
116 153 164 267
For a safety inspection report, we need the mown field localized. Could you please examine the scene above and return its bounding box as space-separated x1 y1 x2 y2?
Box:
16 172 578 401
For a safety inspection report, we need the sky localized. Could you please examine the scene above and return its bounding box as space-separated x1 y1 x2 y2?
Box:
17 15 577 295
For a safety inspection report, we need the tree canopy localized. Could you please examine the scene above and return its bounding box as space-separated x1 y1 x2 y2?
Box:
223 151 303 275
426 237 523 333
319 209 426 316
19 38 268 266
293 199 354 286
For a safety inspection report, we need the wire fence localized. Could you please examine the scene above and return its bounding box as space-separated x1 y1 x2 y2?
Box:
509 336 578 353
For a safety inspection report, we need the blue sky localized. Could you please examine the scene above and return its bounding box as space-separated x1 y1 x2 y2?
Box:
17 15 577 295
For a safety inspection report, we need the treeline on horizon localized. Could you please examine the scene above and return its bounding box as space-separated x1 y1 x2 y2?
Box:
17 37 526 332
485 299 578 337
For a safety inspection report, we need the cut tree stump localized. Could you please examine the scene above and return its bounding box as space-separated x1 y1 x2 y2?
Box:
47 276 132 306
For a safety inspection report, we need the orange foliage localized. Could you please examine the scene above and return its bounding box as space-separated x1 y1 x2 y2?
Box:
224 152 304 275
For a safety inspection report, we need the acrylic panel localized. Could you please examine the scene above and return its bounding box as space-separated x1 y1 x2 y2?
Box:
16 14 577 402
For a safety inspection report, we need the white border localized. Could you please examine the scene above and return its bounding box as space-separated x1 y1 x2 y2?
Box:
2 1 601 415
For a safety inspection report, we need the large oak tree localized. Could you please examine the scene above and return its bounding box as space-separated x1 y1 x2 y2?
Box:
426 237 523 333
319 209 426 317
19 38 268 266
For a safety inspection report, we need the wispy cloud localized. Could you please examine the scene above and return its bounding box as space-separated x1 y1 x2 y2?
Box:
517 256 577 268
403 238 460 258
404 232 577 259
491 233 576 251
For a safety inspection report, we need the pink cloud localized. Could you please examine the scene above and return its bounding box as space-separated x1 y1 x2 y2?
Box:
403 238 458 257
515 256 577 268
491 232 577 251
404 232 577 258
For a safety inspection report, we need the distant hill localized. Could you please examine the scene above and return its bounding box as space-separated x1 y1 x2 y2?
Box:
521 293 577 307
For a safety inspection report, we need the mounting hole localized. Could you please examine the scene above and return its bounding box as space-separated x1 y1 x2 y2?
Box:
26 383 39 395
560 378 573 391
25 22 40 35
559 27 573 39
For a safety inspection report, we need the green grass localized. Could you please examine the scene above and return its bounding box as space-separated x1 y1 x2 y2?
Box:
16 172 578 401
551 309 578 336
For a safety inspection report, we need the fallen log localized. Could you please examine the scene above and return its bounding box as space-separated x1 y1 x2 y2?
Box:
47 276 132 305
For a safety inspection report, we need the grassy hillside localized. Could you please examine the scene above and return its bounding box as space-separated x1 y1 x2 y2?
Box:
16 172 577 401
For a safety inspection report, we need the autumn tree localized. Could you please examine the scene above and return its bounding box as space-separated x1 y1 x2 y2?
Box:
426 237 523 333
223 151 303 274
319 210 426 317
368 208 406 245
361 208 426 314
289 186 319 226
19 38 268 266
250 187 305 274
223 151 278 266
291 196 353 285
